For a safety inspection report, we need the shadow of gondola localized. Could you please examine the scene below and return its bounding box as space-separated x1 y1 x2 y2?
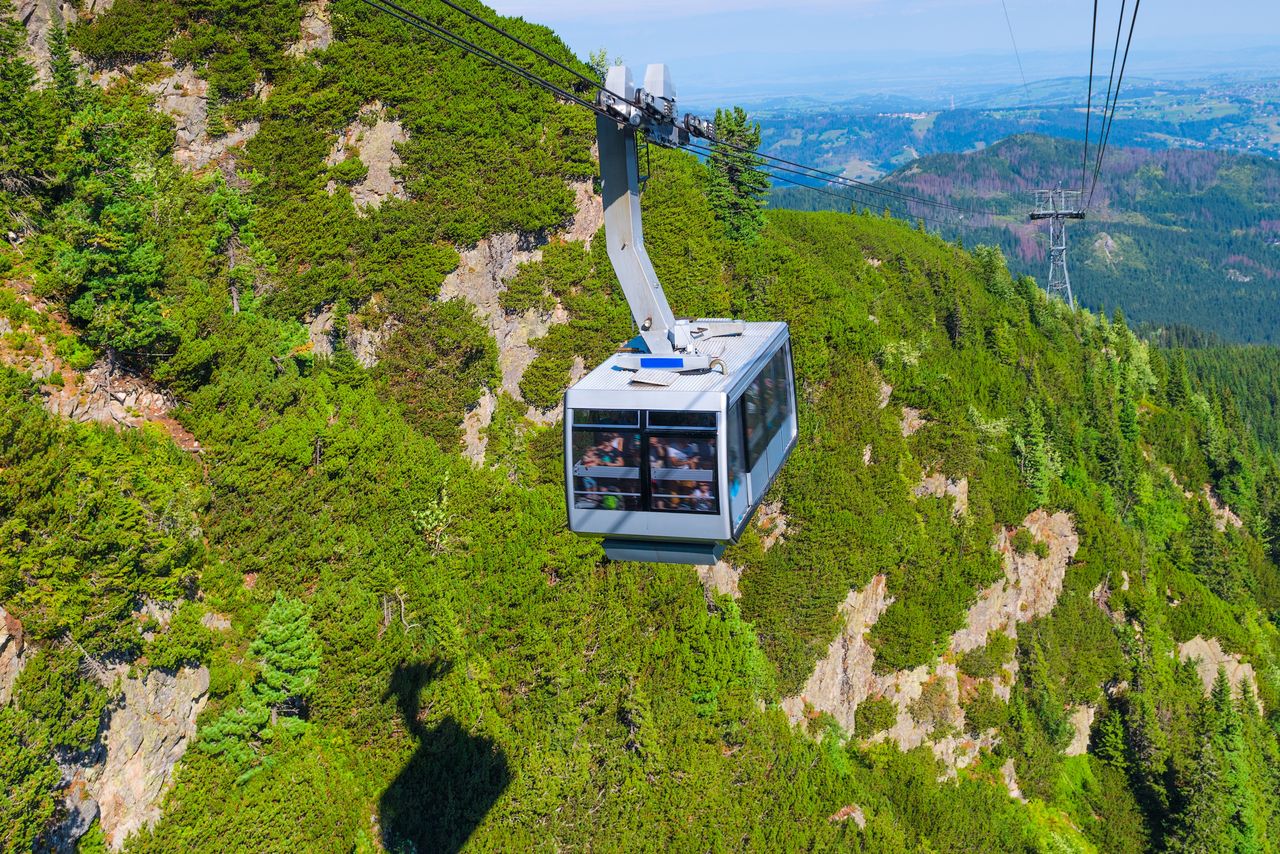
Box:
379 661 510 854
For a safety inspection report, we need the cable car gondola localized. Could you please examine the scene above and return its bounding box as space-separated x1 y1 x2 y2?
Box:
564 65 797 564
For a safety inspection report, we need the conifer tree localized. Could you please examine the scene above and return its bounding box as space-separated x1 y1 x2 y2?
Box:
707 106 768 243
48 21 77 107
1016 400 1050 505
250 592 321 717
1168 671 1261 854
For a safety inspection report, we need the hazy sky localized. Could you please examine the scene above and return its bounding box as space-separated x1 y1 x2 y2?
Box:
486 0 1280 105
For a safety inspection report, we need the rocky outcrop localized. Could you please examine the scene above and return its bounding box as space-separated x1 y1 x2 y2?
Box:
783 511 1079 772
1178 635 1260 708
149 65 260 171
460 389 498 465
755 500 789 550
950 511 1079 655
287 0 332 57
0 279 199 451
326 103 408 210
828 803 866 828
439 231 553 399
913 471 969 518
696 560 743 599
302 297 401 367
1064 704 1095 757
347 312 402 369
0 606 28 705
900 407 926 437
877 381 892 409
57 666 210 850
1203 485 1244 532
781 575 891 732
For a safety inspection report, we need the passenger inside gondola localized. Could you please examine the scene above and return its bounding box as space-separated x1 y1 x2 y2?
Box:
572 430 640 510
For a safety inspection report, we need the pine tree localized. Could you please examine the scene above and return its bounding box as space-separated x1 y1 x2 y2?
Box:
1168 671 1261 854
250 592 321 717
707 106 768 243
1096 708 1128 771
1016 400 1050 505
48 20 77 107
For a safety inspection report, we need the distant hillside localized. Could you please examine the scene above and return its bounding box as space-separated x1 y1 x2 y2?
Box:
774 133 1280 344
754 77 1280 180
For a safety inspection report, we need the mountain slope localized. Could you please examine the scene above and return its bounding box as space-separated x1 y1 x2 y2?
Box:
2 3 1280 853
774 133 1280 344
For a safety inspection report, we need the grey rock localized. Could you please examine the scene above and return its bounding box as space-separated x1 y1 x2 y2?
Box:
56 666 210 850
0 606 29 705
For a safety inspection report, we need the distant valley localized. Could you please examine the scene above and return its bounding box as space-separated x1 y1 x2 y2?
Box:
772 133 1280 344
755 76 1280 182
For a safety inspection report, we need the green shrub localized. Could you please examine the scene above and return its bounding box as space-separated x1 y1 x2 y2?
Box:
1011 527 1035 555
375 299 499 448
962 682 1008 735
328 156 369 187
146 602 216 670
69 0 177 64
208 48 256 98
855 696 897 737
958 632 1016 679
13 646 109 752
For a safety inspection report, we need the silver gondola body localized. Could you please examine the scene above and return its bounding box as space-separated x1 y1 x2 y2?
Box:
565 323 797 564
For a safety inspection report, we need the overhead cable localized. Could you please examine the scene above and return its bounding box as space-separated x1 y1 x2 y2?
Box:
1081 0 1098 193
999 0 1032 103
1088 0 1141 207
353 0 1001 222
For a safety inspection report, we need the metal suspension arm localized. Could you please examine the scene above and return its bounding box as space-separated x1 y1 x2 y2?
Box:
596 65 742 359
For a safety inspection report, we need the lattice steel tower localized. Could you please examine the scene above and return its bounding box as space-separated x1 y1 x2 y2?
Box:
1029 189 1085 308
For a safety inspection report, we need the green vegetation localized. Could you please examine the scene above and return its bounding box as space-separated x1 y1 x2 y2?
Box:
3 1 1280 851
709 106 769 242
856 696 896 737
959 632 1016 680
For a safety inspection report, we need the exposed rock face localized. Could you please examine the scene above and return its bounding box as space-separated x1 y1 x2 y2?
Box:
460 389 498 465
326 103 408 210
784 511 1079 771
1178 635 1260 708
438 232 557 401
900 406 926 436
0 606 28 705
1002 758 1025 801
562 178 604 246
828 803 866 828
0 278 199 451
1203 485 1244 532
1065 704 1095 756
287 0 332 57
696 560 743 599
913 471 969 518
755 500 789 550
950 511 1079 655
781 575 891 731
877 381 892 409
59 667 210 850
146 65 260 171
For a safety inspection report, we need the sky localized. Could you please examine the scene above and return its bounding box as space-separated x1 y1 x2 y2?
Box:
485 0 1280 107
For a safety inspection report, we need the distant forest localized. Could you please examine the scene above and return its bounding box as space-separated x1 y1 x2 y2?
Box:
771 133 1280 344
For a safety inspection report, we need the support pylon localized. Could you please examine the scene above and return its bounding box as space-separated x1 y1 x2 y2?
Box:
1029 189 1085 308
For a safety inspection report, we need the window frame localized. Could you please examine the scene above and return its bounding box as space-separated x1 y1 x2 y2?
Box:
569 409 723 517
